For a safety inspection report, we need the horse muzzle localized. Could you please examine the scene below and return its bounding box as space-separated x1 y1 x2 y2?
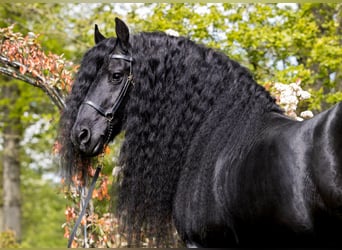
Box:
71 123 106 157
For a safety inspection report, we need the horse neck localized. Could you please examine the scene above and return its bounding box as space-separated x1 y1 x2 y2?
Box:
117 32 280 228
125 31 280 178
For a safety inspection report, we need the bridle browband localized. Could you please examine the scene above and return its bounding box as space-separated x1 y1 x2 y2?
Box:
67 53 133 248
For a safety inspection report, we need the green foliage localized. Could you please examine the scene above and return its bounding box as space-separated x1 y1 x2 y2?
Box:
0 3 75 59
126 3 342 111
223 3 342 111
0 3 74 248
20 167 67 248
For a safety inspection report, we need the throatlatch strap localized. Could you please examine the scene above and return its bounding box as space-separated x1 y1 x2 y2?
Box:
67 166 101 248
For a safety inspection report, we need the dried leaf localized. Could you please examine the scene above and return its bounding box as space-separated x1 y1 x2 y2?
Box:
19 65 27 75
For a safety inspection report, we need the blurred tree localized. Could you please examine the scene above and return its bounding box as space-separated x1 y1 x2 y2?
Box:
0 3 75 245
0 80 22 241
127 3 342 112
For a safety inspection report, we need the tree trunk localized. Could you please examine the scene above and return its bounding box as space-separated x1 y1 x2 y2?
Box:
1 82 22 242
0 160 3 231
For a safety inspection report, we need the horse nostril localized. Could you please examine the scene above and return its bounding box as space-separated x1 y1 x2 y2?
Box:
79 128 91 145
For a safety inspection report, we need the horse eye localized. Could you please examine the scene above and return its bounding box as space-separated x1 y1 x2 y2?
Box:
110 72 123 83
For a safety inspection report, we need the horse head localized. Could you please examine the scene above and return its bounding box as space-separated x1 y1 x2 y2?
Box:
70 18 133 156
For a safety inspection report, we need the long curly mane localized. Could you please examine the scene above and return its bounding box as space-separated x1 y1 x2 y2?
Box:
116 32 282 246
58 38 116 184
58 26 283 246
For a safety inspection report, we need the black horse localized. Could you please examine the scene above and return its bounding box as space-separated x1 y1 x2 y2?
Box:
59 18 342 247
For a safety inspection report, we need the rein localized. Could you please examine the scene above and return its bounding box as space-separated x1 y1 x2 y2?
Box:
67 164 101 248
67 53 133 248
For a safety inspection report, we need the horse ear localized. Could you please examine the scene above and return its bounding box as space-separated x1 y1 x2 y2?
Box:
94 24 106 44
115 17 130 49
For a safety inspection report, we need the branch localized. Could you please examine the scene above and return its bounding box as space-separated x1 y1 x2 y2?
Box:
0 26 76 111
0 65 39 87
0 55 66 110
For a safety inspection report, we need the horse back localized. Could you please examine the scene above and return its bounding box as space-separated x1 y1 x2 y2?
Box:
230 102 342 246
174 102 342 247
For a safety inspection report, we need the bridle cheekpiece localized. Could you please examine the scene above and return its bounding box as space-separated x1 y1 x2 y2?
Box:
83 53 133 122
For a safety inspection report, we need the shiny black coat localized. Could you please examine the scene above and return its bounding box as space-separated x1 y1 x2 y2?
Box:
175 103 342 247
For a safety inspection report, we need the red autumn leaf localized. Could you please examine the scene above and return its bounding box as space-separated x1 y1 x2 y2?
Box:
95 177 110 201
104 145 111 155
92 189 99 199
31 69 39 78
87 166 96 177
63 225 70 238
71 240 78 248
19 65 27 75
65 207 76 222
80 216 87 226
1 25 77 95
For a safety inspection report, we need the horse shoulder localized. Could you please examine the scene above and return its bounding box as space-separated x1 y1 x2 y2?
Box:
228 112 315 235
304 102 342 211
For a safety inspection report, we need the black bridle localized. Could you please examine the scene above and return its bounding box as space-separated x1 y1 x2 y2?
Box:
83 54 133 121
83 53 133 144
67 53 133 248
